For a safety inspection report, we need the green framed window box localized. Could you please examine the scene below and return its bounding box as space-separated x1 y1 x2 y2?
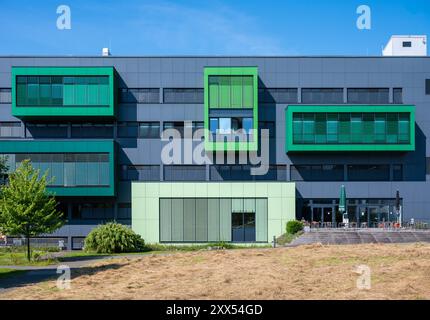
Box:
12 67 117 119
0 140 116 197
204 67 259 152
286 105 415 152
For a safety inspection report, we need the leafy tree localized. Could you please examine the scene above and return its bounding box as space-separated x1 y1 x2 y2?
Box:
0 155 8 184
0 160 64 261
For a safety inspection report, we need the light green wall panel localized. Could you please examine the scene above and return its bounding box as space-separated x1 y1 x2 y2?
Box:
219 198 232 242
160 199 172 242
256 199 268 242
242 76 253 108
171 198 184 241
232 198 243 212
244 198 255 212
207 198 220 242
183 199 196 242
196 199 208 242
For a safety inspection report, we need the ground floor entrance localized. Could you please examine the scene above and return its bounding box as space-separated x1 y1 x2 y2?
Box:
299 198 402 227
232 212 256 242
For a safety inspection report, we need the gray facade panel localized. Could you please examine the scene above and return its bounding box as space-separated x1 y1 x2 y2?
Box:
2 55 430 243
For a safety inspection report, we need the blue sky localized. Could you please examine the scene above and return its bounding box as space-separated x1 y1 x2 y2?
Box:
0 0 429 56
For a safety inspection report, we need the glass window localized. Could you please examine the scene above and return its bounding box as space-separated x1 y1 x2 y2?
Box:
13 153 109 187
162 122 183 138
242 118 253 134
164 165 206 181
232 212 256 242
392 164 403 181
26 123 68 138
347 165 390 181
121 165 160 181
119 88 159 103
218 118 232 134
426 80 430 95
209 118 218 136
209 75 253 109
259 88 298 104
16 76 110 107
117 122 139 138
139 122 160 138
0 88 12 104
347 88 389 104
291 112 409 145
192 121 204 136
163 88 203 104
71 123 114 138
290 165 344 181
302 88 343 104
393 88 403 104
0 122 21 138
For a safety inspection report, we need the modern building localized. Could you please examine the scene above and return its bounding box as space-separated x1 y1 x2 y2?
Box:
0 46 429 248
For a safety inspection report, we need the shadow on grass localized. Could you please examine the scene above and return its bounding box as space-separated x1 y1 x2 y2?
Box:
57 254 110 263
0 263 124 291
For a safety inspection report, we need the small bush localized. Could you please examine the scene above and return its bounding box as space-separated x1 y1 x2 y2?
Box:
84 222 145 254
286 220 304 235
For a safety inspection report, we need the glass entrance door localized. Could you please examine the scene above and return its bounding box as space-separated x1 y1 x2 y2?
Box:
323 207 333 224
311 206 334 223
312 207 322 223
232 212 256 242
368 207 379 227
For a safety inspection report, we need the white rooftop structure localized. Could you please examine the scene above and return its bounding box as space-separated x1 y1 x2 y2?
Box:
382 35 427 56
102 47 111 57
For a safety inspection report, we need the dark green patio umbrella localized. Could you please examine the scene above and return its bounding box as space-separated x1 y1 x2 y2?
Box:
339 185 346 214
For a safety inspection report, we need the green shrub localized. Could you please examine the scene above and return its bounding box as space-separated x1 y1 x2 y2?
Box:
286 220 304 235
84 222 145 254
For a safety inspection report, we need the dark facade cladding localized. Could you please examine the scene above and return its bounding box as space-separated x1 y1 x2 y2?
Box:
0 56 430 247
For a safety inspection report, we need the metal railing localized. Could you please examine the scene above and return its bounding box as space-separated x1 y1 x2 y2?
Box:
305 221 430 230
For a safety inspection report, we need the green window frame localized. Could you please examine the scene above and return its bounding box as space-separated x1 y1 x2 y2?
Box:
12 67 116 119
286 105 415 152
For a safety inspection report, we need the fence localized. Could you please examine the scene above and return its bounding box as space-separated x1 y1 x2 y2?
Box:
306 221 430 230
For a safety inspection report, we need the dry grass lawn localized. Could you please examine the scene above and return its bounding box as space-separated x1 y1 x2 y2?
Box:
1 243 430 300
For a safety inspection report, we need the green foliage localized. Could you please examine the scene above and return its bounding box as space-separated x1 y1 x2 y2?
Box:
0 160 64 260
0 155 8 183
286 220 304 235
84 222 146 254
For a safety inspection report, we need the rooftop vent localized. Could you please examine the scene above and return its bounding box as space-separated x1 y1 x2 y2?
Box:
102 47 111 57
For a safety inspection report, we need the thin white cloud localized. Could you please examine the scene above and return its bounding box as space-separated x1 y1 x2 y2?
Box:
128 1 287 55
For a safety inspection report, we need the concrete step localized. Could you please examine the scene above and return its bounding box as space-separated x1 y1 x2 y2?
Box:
288 230 430 246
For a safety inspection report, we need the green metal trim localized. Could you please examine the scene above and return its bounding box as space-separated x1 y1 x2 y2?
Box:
285 105 415 152
11 67 117 119
204 67 258 151
0 140 116 197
